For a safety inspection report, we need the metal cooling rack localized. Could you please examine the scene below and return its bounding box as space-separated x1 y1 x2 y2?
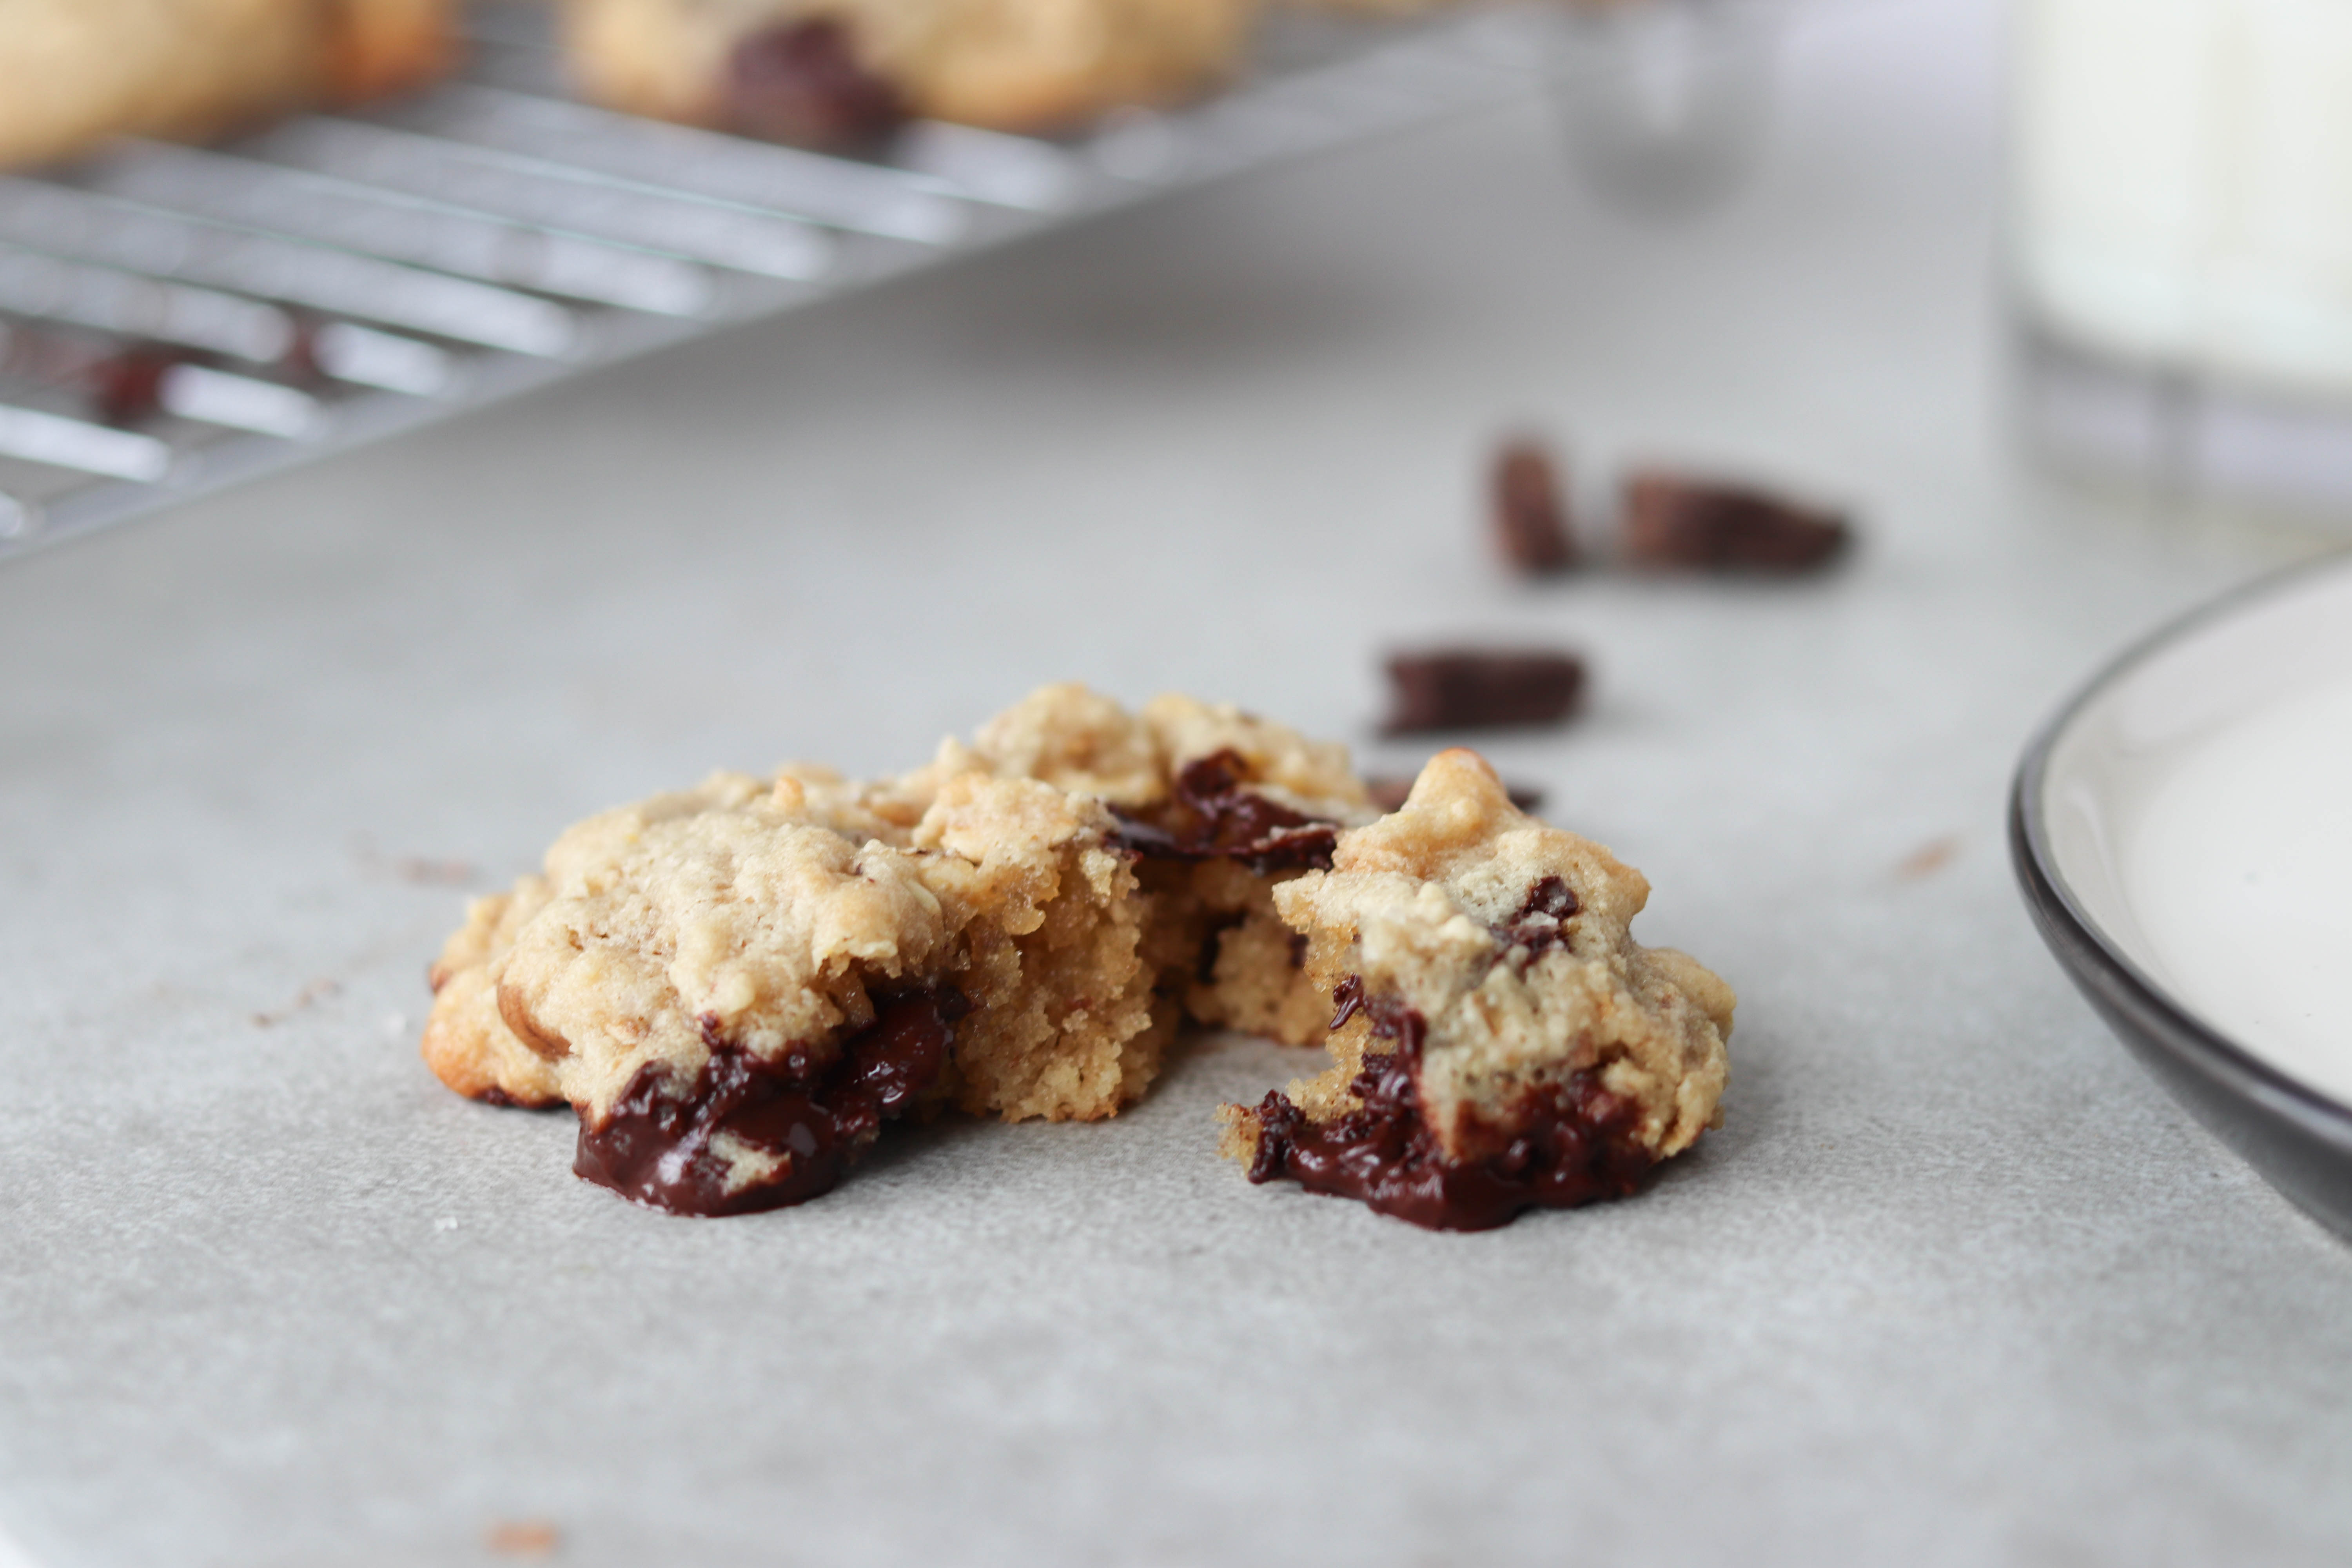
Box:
0 1 1558 561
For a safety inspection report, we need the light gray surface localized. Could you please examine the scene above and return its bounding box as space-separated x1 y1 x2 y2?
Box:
4 2 2349 1563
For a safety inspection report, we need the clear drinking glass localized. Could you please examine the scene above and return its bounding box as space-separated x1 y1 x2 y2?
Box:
2011 0 2352 524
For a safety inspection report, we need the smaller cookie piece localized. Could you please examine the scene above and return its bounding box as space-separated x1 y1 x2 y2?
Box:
1221 749 1733 1230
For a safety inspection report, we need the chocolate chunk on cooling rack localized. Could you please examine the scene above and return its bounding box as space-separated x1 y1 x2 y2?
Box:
726 19 909 151
1621 470 1851 572
1383 650 1586 733
1491 439 1575 573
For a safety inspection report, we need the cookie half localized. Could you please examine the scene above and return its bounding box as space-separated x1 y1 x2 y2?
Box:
1221 749 1733 1230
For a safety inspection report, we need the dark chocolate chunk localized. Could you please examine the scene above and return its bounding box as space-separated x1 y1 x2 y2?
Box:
1499 874 1580 955
88 347 179 426
1491 439 1575 573
725 19 908 152
1365 775 1544 815
1109 749 1340 875
1383 650 1586 734
1514 875 1578 922
1328 972 1366 1032
573 986 965 1216
1246 980 1650 1230
1620 470 1851 573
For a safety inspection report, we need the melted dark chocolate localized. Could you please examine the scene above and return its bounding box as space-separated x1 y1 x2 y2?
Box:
573 987 965 1216
1110 750 1340 875
725 19 908 151
1247 977 1650 1230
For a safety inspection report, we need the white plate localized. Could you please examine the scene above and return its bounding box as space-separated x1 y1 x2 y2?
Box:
2016 549 2352 1238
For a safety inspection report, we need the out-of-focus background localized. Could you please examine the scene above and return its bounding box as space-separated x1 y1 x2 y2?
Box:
4 1 2352 1563
5 0 2352 547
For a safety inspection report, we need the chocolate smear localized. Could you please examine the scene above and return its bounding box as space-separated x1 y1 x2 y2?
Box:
1383 650 1585 734
1621 470 1851 573
1111 750 1339 874
726 19 908 151
1491 439 1576 573
574 986 965 1215
1246 979 1650 1230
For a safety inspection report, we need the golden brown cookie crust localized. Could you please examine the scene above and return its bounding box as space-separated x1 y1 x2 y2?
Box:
0 0 457 171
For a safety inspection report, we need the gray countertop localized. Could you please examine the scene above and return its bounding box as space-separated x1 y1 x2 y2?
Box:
5 1 2348 1563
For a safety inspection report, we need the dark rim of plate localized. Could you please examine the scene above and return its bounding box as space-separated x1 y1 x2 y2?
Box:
2009 547 2352 1143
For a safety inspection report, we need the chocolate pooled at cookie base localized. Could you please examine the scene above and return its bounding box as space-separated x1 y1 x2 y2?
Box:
1220 749 1735 1231
417 684 1376 1215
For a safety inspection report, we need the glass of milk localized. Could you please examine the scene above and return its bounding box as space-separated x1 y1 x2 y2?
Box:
2011 0 2352 521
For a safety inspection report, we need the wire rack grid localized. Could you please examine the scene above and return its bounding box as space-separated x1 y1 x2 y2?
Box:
0 1 1560 563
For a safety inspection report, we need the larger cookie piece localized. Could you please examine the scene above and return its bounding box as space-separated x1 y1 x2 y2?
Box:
421 685 1371 1214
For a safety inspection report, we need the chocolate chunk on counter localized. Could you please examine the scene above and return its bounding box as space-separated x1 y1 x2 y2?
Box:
572 986 964 1216
726 19 908 151
1383 650 1586 734
1491 439 1575 574
1620 470 1851 572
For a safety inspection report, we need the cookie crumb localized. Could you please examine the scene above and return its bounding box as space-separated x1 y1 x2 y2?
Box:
485 1520 560 1557
393 856 477 887
1490 438 1575 574
1383 650 1586 733
1621 469 1851 572
1895 835 1959 880
252 978 341 1028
